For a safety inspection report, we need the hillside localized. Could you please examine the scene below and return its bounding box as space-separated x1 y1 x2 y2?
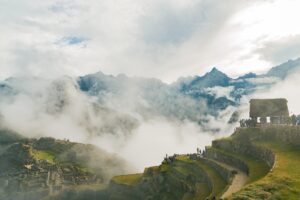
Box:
59 125 300 200
229 127 300 199
1 125 300 199
0 129 130 200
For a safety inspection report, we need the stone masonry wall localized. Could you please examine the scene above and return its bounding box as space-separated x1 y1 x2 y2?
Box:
203 147 249 175
199 157 233 183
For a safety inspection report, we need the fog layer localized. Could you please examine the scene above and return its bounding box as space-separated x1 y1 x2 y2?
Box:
0 75 238 171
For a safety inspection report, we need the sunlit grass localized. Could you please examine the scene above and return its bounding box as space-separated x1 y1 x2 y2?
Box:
196 160 228 198
211 147 270 184
232 142 300 199
112 173 142 186
31 150 55 164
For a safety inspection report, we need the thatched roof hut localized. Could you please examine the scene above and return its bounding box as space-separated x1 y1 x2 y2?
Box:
250 98 289 118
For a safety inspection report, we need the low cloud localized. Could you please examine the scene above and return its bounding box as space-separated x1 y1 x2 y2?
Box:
250 70 300 114
246 76 279 84
204 86 235 100
256 34 300 65
91 118 215 172
0 76 237 171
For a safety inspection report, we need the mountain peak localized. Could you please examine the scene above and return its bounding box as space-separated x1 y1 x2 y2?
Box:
205 67 228 78
186 67 230 89
238 72 257 79
211 67 219 72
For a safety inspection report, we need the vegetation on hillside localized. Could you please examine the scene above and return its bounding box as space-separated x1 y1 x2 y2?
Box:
0 129 131 200
231 142 300 199
94 126 300 200
2 125 300 200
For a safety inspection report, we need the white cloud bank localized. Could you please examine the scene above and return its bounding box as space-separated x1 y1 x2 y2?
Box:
251 71 300 115
1 0 300 82
0 76 238 171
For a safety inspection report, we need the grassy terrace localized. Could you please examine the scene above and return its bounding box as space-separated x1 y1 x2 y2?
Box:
109 155 228 199
112 173 142 186
210 147 270 183
173 156 211 199
181 182 211 200
196 160 227 198
106 126 300 199
176 155 228 199
231 142 300 199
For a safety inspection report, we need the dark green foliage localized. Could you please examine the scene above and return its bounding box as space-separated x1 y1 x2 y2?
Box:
49 189 108 200
0 129 24 144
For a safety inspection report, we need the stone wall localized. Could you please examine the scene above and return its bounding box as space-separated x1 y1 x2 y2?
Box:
236 126 300 146
212 138 275 168
203 147 249 175
210 125 300 171
199 157 233 183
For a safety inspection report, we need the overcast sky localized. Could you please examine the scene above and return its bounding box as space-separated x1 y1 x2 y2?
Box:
1 0 300 83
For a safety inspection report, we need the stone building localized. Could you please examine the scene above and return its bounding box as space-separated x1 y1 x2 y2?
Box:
249 98 289 124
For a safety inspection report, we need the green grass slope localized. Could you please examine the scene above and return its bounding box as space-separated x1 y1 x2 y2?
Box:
205 146 270 184
104 154 231 200
4 126 299 200
105 126 300 200
227 126 300 199
231 142 300 199
176 155 228 199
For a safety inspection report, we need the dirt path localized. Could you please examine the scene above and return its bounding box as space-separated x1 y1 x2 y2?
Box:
220 163 248 198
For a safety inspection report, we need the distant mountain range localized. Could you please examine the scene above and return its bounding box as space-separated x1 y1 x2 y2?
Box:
0 58 299 135
78 57 300 113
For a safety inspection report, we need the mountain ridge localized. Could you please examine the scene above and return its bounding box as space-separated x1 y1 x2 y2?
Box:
0 57 299 137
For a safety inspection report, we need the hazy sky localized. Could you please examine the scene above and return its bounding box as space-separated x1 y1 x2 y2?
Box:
1 0 300 82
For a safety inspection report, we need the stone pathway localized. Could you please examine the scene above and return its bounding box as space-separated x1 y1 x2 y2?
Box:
220 163 248 198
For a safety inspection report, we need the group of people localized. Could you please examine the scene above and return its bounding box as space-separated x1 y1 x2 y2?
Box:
289 114 299 125
162 154 177 164
163 148 205 164
239 119 257 128
239 115 300 127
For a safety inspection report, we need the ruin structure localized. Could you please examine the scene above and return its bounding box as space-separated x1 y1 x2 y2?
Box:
249 98 289 124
